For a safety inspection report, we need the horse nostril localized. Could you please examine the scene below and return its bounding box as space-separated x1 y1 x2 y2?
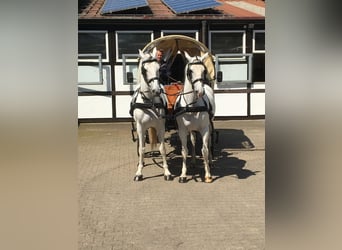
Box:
153 88 160 95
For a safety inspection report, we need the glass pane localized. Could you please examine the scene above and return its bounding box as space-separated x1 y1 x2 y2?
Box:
211 32 243 54
253 54 265 81
255 32 265 51
117 33 151 59
78 32 106 59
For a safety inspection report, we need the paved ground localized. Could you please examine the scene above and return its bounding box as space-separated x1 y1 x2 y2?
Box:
78 120 265 250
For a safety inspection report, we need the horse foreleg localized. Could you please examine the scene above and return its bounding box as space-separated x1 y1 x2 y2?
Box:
208 128 213 167
208 137 213 168
209 122 214 167
158 128 172 181
201 128 212 183
178 129 188 183
134 123 145 181
190 131 196 166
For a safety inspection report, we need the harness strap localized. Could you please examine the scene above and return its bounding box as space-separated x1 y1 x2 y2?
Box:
191 78 203 85
146 76 159 84
129 102 166 117
174 105 209 118
173 94 214 119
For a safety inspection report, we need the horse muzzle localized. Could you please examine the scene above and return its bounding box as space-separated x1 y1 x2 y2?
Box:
152 88 161 96
195 89 204 98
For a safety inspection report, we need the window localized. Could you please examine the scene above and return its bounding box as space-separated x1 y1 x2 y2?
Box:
209 31 246 55
116 31 153 61
253 30 265 53
122 54 139 85
78 31 108 85
78 31 108 61
210 31 251 85
252 30 265 82
161 30 199 40
215 54 253 84
78 54 103 85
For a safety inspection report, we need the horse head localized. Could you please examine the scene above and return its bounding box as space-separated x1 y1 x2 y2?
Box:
138 47 161 98
184 51 209 98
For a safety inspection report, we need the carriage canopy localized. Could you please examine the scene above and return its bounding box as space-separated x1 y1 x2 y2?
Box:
142 35 216 86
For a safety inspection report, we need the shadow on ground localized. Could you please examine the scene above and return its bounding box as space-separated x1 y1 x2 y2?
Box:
146 128 260 182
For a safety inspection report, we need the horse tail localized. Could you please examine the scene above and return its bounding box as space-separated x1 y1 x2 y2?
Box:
148 127 158 151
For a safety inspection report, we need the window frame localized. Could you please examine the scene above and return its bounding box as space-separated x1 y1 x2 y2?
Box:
78 30 109 62
215 53 253 84
209 30 246 58
122 54 140 85
161 30 199 40
115 31 154 62
253 30 265 53
78 54 103 85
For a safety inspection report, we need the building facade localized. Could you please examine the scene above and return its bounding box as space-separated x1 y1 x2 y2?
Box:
78 0 265 122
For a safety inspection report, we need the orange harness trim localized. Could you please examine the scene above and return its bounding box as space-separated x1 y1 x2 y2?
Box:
164 83 183 113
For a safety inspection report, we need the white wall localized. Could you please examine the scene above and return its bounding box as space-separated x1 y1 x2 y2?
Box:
78 65 111 92
77 67 265 119
214 93 248 116
250 82 265 115
250 93 265 115
78 96 112 118
114 65 138 92
115 95 133 118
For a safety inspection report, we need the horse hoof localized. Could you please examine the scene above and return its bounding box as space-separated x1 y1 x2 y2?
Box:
179 177 187 183
134 175 143 181
204 177 213 183
164 175 173 181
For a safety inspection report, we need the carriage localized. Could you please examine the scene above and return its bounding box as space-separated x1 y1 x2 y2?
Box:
129 35 220 183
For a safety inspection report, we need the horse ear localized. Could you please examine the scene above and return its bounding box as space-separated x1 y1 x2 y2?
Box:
184 51 192 62
200 52 209 62
139 49 144 58
152 47 157 58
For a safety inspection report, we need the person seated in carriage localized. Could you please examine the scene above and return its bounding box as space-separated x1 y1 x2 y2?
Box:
156 48 170 85
156 48 187 85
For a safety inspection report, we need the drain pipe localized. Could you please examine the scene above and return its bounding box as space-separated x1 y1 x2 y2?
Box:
201 20 207 45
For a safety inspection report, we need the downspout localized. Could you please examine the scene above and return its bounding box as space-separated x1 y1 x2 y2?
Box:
201 20 207 45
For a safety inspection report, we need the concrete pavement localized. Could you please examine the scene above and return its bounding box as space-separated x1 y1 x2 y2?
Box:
78 119 265 250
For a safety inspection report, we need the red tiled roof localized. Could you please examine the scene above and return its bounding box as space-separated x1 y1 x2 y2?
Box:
78 0 265 20
147 0 173 16
217 0 264 18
